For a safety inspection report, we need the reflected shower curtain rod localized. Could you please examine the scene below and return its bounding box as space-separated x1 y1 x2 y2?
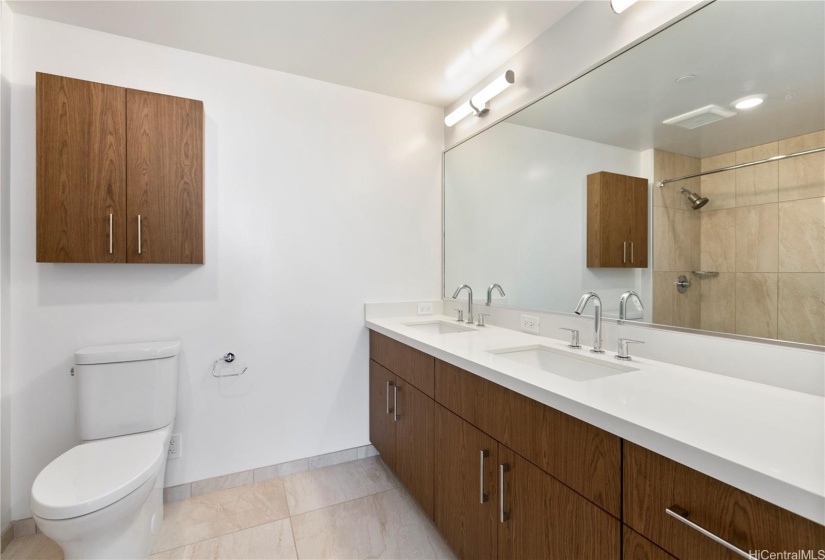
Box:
657 146 825 188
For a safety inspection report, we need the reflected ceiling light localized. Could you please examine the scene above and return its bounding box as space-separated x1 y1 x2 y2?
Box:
444 70 515 127
732 95 766 109
611 0 639 14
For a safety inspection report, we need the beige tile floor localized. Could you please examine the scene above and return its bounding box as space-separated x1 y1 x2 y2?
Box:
3 456 455 560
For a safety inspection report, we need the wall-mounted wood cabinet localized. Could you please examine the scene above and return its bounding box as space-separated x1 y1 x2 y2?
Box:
587 171 648 268
36 72 203 264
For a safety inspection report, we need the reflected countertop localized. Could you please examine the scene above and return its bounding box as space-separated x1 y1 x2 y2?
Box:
365 314 825 526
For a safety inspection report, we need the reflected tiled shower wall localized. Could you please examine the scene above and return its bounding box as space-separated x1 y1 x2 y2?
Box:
653 131 825 345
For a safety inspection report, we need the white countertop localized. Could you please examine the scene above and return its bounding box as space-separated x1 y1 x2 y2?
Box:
366 314 825 526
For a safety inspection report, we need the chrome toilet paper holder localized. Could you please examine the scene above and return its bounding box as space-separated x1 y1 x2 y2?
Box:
212 352 248 378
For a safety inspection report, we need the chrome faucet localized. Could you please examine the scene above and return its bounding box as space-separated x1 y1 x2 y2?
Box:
487 284 505 306
574 292 604 353
619 290 644 321
452 284 474 324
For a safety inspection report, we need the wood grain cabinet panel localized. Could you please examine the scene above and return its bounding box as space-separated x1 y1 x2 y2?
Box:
394 379 434 518
369 331 435 397
434 404 498 560
624 442 825 560
498 445 620 560
624 526 678 560
368 360 395 471
127 89 204 264
36 73 127 263
434 359 621 517
587 171 648 268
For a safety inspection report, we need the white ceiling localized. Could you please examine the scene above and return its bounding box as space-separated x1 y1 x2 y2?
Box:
507 1 825 158
7 0 580 107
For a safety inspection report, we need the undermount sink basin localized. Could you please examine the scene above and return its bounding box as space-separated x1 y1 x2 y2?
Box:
402 320 476 334
489 345 638 382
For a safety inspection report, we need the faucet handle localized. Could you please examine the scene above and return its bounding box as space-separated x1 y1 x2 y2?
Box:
476 313 490 327
454 309 464 322
559 328 581 349
616 338 644 361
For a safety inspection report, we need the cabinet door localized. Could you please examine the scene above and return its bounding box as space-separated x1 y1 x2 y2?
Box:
498 445 620 560
127 89 203 263
37 73 126 263
434 404 498 560
369 360 396 470
628 181 649 268
394 379 435 518
587 172 648 268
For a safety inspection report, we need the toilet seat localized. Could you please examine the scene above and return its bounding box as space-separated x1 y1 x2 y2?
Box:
31 430 167 520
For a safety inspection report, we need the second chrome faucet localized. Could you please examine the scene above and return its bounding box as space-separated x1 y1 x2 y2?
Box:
452 284 474 324
573 292 604 353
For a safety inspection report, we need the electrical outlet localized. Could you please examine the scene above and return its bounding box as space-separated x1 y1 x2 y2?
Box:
520 314 540 333
168 434 182 459
417 302 433 315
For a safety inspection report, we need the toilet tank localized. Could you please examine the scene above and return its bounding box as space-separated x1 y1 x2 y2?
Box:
74 341 181 441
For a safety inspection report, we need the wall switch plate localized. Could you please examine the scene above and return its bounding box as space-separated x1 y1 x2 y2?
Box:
168 434 182 459
417 302 433 315
521 314 540 333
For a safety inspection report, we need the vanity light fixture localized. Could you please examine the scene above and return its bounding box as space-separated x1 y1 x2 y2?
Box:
444 70 515 127
610 0 639 14
732 95 766 109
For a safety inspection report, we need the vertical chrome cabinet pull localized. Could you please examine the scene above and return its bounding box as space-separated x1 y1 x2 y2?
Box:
393 385 399 422
137 215 142 254
499 464 510 523
385 381 394 415
631 242 634 264
108 214 113 254
479 450 490 504
623 241 627 263
665 506 757 560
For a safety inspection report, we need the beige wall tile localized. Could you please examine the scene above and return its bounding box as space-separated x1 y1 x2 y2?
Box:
654 150 700 208
190 470 253 497
699 273 736 334
653 271 700 328
778 131 825 201
701 209 736 272
700 152 736 210
736 143 778 206
163 484 192 504
735 273 778 339
653 207 699 271
652 272 674 325
778 273 825 345
778 198 825 272
12 518 36 538
736 204 778 272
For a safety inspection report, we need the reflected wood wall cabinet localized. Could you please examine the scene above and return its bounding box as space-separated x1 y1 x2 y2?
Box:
36 72 204 264
587 171 649 268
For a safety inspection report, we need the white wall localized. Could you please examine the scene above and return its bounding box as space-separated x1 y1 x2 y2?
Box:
444 1 705 148
8 15 443 520
0 0 13 535
445 122 647 318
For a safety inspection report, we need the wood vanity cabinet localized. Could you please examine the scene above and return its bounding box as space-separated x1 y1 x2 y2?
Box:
36 72 204 264
587 171 648 268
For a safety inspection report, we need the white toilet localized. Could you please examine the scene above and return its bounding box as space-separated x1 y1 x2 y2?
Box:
30 341 180 560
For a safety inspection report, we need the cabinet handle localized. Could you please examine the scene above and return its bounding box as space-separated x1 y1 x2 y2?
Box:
665 506 756 559
385 381 394 415
479 450 489 504
623 241 627 263
137 215 142 255
393 385 399 422
108 214 113 254
499 463 510 523
631 242 634 264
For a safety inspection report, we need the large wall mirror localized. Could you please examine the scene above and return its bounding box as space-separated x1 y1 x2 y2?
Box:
444 0 825 346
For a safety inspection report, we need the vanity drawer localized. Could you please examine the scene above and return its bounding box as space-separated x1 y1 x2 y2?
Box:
624 442 825 560
434 359 621 517
369 331 434 397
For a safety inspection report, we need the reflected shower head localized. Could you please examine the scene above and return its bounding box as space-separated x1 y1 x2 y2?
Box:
680 187 709 210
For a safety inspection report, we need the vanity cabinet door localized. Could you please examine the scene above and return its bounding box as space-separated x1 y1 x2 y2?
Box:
36 73 127 263
498 445 620 560
434 404 498 560
368 360 396 471
126 89 204 264
624 526 678 560
586 171 648 268
394 378 434 518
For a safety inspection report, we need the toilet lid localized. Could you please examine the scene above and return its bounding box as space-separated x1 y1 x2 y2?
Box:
30 431 167 520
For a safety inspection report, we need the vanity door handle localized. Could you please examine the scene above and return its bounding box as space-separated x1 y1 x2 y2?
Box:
108 214 113 254
623 241 627 263
630 242 634 264
479 450 489 504
665 506 756 559
385 381 394 415
499 464 510 523
137 215 142 255
393 385 399 422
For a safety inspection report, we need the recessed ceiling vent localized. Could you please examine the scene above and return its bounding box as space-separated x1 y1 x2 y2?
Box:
663 105 736 130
